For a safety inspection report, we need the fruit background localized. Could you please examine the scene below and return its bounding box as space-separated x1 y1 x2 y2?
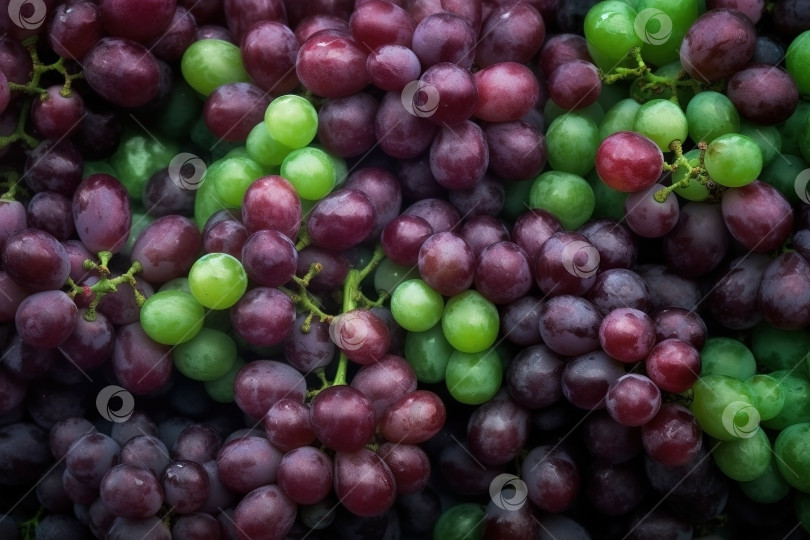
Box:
0 0 810 538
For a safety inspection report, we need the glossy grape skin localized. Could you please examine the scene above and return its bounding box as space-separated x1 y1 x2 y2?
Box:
233 360 306 420
72 173 132 254
375 90 438 160
306 189 376 250
680 9 756 83
586 268 651 316
311 385 375 452
2 228 70 291
599 307 656 364
417 231 475 297
379 389 446 444
758 252 810 330
82 37 161 108
276 446 333 505
366 44 421 92
562 349 626 410
47 1 103 59
296 32 370 98
240 21 300 95
522 445 580 513
130 215 202 284
411 11 476 69
241 175 301 240
642 403 703 467
538 294 602 357
283 313 335 373
534 231 600 296
475 2 544 66
317 93 379 158
231 287 295 347
24 139 83 197
663 202 730 278
333 448 396 517
233 485 297 540
377 442 431 494
473 62 540 123
445 348 503 405
216 436 282 494
624 183 679 238
721 180 793 253
204 82 271 142
181 39 250 97
14 290 77 349
605 374 662 426
350 0 414 53
474 241 532 305
112 322 173 395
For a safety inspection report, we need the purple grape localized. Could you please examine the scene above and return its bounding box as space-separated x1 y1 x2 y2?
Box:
344 167 402 238
642 403 703 467
411 11 476 69
241 175 301 240
334 448 396 517
296 30 370 98
708 253 771 330
306 188 376 251
276 445 333 505
130 215 202 284
263 398 315 452
82 37 161 108
561 349 626 410
230 287 296 347
112 322 173 395
721 180 794 253
538 294 602 357
240 229 298 288
758 251 810 330
223 0 286 42
598 307 656 364
106 516 171 540
521 445 580 513
241 21 300 95
381 214 433 266
47 0 103 59
506 344 565 409
366 44 421 92
72 173 132 254
15 290 77 349
120 435 170 478
379 389 446 444
458 214 510 257
311 385 375 452
329 309 391 365
233 484 296 540
467 396 530 466
283 313 336 373
483 120 547 181
3 228 70 291
233 360 306 420
417 231 475 296
430 120 489 190
216 436 282 494
162 460 210 515
679 8 756 83
172 424 222 464
375 90 437 159
377 442 431 494
583 410 643 464
25 192 74 241
577 218 638 270
203 82 270 142
65 432 121 489
23 139 83 196
474 241 532 304
448 174 506 218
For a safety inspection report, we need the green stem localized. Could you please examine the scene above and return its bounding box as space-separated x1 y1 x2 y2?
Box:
65 256 144 321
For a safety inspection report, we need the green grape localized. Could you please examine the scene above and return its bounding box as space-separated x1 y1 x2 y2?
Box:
761 371 810 431
159 277 192 293
775 422 810 493
390 279 444 332
188 253 248 310
264 94 318 149
586 169 628 220
501 179 535 221
751 323 810 376
181 39 250 97
746 374 785 421
189 115 242 161
703 133 763 187
140 290 205 345
441 290 499 354
544 98 605 125
684 91 740 145
109 127 179 200
700 337 756 380
172 328 237 381
545 112 599 177
155 77 200 139
636 0 699 67
690 374 759 441
445 348 502 405
208 155 265 208
280 147 337 201
596 80 630 112
777 101 810 155
528 170 595 230
738 455 791 504
786 30 810 98
83 161 117 178
432 503 485 540
245 122 295 168
671 149 711 201
760 153 809 205
373 258 418 296
633 98 688 152
631 60 695 106
598 98 641 142
309 143 348 186
739 120 781 167
583 1 643 71
122 210 154 257
205 358 246 403
403 324 454 384
801 112 810 164
712 427 772 482
193 169 228 229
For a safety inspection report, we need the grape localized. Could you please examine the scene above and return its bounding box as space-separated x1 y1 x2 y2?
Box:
204 82 270 142
472 62 541 122
107 516 171 539
216 436 282 494
583 1 643 70
634 99 689 153
173 328 237 381
458 214 509 256
181 39 250 97
15 290 77 349
83 37 161 108
172 424 222 463
561 349 626 410
281 147 338 201
482 120 547 181
473 241 532 305
240 229 298 288
366 44 421 92
233 485 297 540
379 389 445 444
586 461 647 517
441 290 499 354
376 442 431 494
100 464 164 519
467 396 530 466
534 231 600 296
161 460 210 514
786 30 810 96
586 268 651 316
381 215 433 266
445 348 502 405
130 215 202 284
646 338 701 393
140 290 204 345
3 228 70 291
417 231 475 297
276 446 333 505
47 1 103 59
241 175 302 239
72 173 132 254
310 385 375 452
529 170 596 230
583 410 643 464
411 11 476 69
306 188 375 250
642 402 703 467
663 202 730 278
240 21 299 95
538 294 602 356
679 8 756 83
296 31 370 98
691 374 759 441
264 94 318 149
774 423 810 493
522 445 580 513
375 90 438 159
416 61 477 126
333 448 396 517
599 307 656 364
430 121 489 190
475 2 545 66
283 313 336 373
233 360 306 420
402 324 453 384
433 503 485 540
545 112 599 177
605 373 662 426
758 252 810 330
263 398 315 452
721 180 793 253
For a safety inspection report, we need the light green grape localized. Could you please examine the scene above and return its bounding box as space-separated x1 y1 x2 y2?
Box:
746 374 785 421
188 253 248 309
598 98 641 142
181 39 250 96
445 348 503 405
390 279 444 332
583 1 643 71
786 30 810 97
700 337 756 380
404 324 454 384
441 290 499 354
246 122 294 168
140 290 205 345
712 427 772 482
280 147 337 201
173 328 237 381
545 112 599 177
685 91 740 144
690 374 759 441
739 120 781 167
671 149 711 201
373 258 419 296
633 98 689 151
704 133 763 187
209 155 265 208
264 94 318 149
529 170 595 229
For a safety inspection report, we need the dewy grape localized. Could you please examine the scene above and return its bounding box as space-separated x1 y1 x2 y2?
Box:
0 0 809 538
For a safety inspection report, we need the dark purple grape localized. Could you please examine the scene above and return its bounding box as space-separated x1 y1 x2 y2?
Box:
375 90 437 160
162 460 210 515
578 218 637 270
366 44 421 92
0 199 26 256
506 344 565 409
402 197 460 233
535 231 600 296
241 20 300 95
637 264 702 312
311 385 375 452
474 241 532 304
599 307 656 364
65 432 121 489
106 516 171 539
295 246 350 292
396 487 442 535
642 402 702 467
458 214 509 256
625 183 680 238
605 373 661 426
31 85 85 139
476 2 544 66
727 64 799 125
334 447 396 517
172 424 222 463
283 313 336 373
49 417 96 460
296 31 370 98
216 436 282 494
418 231 475 296
36 465 71 513
521 445 580 513
110 410 157 447
757 251 810 330
329 309 391 365
233 484 296 540
203 217 248 258
47 0 104 59
241 229 297 288
82 37 161 108
307 188 376 251
377 441 431 494
430 120 488 190
663 202 730 278
25 192 74 241
26 379 85 430
772 0 810 37
646 338 701 393
721 180 794 253
474 62 541 123
397 156 445 200
586 460 648 517
23 139 83 196
416 61 477 126
72 173 132 254
130 215 202 284
294 12 351 42
0 368 25 417
708 253 771 330
437 441 505 496
72 106 124 161
276 445 333 504
679 8 756 83
170 512 220 539
381 214 433 266
548 59 601 111
96 276 154 326
583 410 643 464
538 294 602 357
120 435 170 478
651 307 707 349
586 268 652 316
561 349 626 410
539 32 592 77
148 6 197 61
112 322 172 395
100 0 176 43
263 398 315 451
230 287 296 347
467 397 529 466
223 0 286 42
379 389 445 444
411 11 476 69
3 228 70 291
317 93 379 158
483 120 547 181
449 174 506 218
100 463 164 519
203 82 270 142
15 290 77 349
233 360 306 420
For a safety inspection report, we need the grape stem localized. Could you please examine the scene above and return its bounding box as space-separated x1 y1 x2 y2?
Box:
64 252 145 321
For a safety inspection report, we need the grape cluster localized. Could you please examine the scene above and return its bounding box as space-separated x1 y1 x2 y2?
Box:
1 0 810 538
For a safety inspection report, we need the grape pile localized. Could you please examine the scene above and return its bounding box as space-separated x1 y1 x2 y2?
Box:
1 0 810 538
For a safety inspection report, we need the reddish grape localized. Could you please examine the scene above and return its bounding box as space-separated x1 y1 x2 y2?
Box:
223 0 286 42
233 360 306 420
333 448 396 517
283 313 336 372
377 442 431 494
47 1 103 59
296 31 370 98
598 307 656 364
31 85 85 139
203 82 270 142
350 354 418 421
112 322 173 395
3 228 70 291
276 446 333 504
263 398 315 452
349 0 415 52
534 231 600 297
539 33 592 76
475 2 545 66
231 287 296 347
538 294 602 357
474 241 533 305
379 390 446 444
366 44 421 91
417 62 478 126
679 8 756 83
72 173 132 254
233 485 296 540
82 37 161 108
240 20 300 95
473 62 540 122
100 464 164 519
216 436 282 494
720 180 793 253
99 0 176 43
411 12 476 69
483 120 547 181
310 385 375 452
758 251 810 330
429 121 489 190
130 215 202 284
417 231 475 296
596 131 664 192
605 374 662 427
317 92 379 158
561 350 626 410
240 229 298 288
161 460 210 515
521 445 580 513
15 290 77 349
306 188 376 251
726 63 799 125
642 403 703 467
329 309 391 365
241 175 302 240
